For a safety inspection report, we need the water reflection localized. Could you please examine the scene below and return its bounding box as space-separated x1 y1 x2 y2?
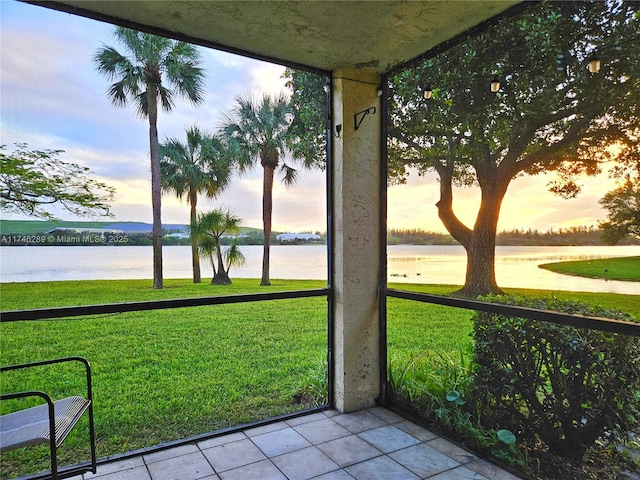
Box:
1 244 638 294
387 245 639 294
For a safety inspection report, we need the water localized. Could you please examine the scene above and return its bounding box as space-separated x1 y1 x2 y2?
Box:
387 245 639 295
1 245 638 294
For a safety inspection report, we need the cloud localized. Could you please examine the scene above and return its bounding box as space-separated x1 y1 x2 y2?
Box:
2 1 325 229
248 63 289 98
389 168 618 234
499 174 613 231
388 170 481 232
270 168 326 231
1 1 620 234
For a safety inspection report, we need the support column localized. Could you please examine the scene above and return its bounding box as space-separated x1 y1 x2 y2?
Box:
331 68 382 412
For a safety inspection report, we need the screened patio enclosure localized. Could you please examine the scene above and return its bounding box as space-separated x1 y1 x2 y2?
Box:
6 2 639 478
26 0 524 414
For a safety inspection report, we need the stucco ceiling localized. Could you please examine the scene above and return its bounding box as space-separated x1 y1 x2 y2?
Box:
31 1 522 74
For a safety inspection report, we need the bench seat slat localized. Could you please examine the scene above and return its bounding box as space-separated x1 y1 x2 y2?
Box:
0 396 90 452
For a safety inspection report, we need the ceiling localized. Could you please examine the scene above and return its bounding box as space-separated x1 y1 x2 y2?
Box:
32 1 523 74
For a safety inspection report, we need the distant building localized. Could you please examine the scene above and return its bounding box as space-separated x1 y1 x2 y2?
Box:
276 233 321 242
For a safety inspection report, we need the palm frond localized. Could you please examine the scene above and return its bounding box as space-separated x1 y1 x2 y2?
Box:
93 46 130 78
160 127 233 207
157 85 176 112
220 93 295 172
133 91 149 118
224 238 246 271
95 27 205 118
280 163 299 185
114 28 145 58
165 43 205 105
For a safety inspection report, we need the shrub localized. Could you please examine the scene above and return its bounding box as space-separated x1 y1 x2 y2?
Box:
388 350 524 467
471 295 640 461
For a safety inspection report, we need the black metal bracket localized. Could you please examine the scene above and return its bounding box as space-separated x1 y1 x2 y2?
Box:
354 106 376 130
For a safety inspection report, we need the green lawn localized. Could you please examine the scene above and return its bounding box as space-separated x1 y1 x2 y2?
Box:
0 219 115 235
1 279 638 479
539 255 640 282
1 279 328 479
386 282 640 369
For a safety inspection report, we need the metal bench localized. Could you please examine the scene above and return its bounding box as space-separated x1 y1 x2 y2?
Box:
1 357 97 480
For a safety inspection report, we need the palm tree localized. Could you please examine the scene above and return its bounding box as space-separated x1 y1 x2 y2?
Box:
161 126 232 283
193 209 245 285
221 93 312 286
94 27 205 289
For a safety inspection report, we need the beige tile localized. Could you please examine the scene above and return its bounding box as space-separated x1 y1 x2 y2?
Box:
466 459 522 480
271 446 339 480
394 420 439 442
197 432 246 450
357 425 421 453
219 459 286 480
70 409 520 480
331 410 387 434
144 444 199 464
84 457 145 478
367 407 404 424
244 421 288 438
345 455 419 479
427 436 477 464
389 443 460 477
293 418 351 444
251 427 311 457
312 471 355 480
147 451 214 480
86 465 151 480
285 412 327 427
428 465 490 479
202 438 266 472
316 434 382 467
323 410 341 418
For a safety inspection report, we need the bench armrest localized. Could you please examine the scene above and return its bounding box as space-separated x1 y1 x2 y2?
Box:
1 356 92 403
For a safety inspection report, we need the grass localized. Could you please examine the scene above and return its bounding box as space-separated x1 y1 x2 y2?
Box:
0 219 115 235
539 255 640 282
0 279 328 479
1 279 638 478
0 278 328 310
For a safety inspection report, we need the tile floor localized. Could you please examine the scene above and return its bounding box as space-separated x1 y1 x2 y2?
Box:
69 407 521 480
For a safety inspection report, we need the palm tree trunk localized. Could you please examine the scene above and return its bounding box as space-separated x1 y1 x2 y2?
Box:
148 86 163 289
189 190 201 283
261 164 275 286
212 237 231 285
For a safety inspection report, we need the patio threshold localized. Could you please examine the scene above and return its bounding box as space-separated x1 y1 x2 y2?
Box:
44 407 522 480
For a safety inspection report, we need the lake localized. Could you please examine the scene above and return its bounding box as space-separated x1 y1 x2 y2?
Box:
0 245 638 294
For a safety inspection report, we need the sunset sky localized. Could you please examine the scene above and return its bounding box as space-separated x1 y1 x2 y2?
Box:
1 1 619 234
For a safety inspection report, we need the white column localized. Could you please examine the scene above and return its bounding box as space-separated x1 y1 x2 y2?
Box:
331 68 382 412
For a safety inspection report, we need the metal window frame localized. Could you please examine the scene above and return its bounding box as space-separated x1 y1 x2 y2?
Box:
1 61 335 477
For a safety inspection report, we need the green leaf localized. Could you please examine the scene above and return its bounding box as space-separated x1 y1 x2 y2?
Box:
497 429 517 445
446 390 460 402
